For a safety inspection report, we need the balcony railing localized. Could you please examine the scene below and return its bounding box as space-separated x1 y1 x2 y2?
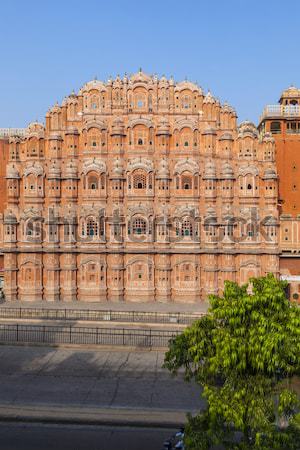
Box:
260 104 300 121
0 128 26 138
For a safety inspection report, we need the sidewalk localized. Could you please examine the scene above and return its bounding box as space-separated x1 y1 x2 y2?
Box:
0 404 191 428
0 300 209 314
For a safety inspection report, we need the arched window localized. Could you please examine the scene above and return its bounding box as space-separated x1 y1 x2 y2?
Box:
88 127 101 148
182 175 192 190
87 175 98 190
134 125 147 147
25 174 36 192
132 217 147 235
133 171 146 189
180 127 193 148
90 95 99 110
181 95 191 109
87 217 98 237
182 218 193 236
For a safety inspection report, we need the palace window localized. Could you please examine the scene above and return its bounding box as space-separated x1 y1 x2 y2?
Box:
270 121 281 134
182 175 192 190
87 175 98 190
87 218 98 237
133 172 146 189
182 218 193 236
132 217 147 235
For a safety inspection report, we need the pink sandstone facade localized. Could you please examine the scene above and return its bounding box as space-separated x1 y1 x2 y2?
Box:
2 71 279 303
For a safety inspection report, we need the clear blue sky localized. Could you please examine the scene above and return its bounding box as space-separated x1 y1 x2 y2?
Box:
1 0 299 127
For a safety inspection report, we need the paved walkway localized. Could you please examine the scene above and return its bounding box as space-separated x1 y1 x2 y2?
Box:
0 299 209 314
0 345 204 426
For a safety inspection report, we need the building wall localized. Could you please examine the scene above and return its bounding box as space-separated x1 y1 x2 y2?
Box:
2 72 280 303
259 87 300 298
262 125 300 215
0 138 9 277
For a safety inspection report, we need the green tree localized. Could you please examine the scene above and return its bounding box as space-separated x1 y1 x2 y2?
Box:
164 274 300 449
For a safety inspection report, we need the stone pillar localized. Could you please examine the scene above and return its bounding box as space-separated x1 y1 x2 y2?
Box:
43 253 60 302
107 253 124 302
60 253 77 302
155 254 171 303
4 253 18 301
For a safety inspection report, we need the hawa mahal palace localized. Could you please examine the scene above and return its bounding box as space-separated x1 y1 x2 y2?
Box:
0 71 283 303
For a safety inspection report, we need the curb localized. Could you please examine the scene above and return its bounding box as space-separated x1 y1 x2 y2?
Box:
0 405 191 428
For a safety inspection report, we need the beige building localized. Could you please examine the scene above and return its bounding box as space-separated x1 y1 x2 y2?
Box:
3 71 279 303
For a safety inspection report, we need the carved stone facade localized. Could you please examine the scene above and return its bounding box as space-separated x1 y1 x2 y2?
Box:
3 71 279 303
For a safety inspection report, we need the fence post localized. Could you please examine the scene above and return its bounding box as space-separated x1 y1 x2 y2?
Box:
43 326 45 343
96 327 99 345
19 308 22 319
16 324 19 342
123 328 125 346
149 328 152 349
70 325 72 344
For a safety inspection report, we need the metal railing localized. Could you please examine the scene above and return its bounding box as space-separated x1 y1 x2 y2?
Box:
0 323 179 348
0 307 204 324
260 104 300 121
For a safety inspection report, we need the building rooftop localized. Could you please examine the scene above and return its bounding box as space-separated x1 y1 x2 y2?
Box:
0 128 26 139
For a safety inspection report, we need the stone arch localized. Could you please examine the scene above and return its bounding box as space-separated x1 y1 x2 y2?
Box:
173 260 198 287
19 259 42 286
78 259 105 287
125 257 154 287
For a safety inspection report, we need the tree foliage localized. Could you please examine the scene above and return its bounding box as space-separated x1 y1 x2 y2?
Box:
164 274 300 449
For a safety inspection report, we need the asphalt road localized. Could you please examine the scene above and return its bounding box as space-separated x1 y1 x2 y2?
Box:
0 422 176 450
0 345 203 412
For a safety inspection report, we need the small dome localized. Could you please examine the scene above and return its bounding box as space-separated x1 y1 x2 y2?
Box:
26 122 44 138
156 117 170 136
111 117 125 136
48 132 63 141
238 121 258 138
64 161 78 178
263 168 277 179
4 211 17 224
221 162 234 179
221 102 235 114
156 158 170 179
202 126 217 136
79 79 107 94
203 91 216 104
263 216 278 226
219 132 234 141
65 126 79 135
48 161 61 179
49 102 61 114
159 75 168 86
112 158 124 177
6 164 20 179
206 207 217 217
280 85 300 100
130 70 152 84
203 161 217 179
175 80 202 94
262 132 275 143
